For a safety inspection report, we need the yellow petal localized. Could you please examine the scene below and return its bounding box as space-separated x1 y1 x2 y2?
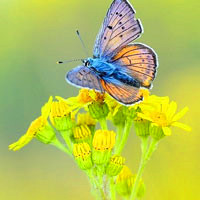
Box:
172 122 191 132
172 107 189 122
41 96 53 119
167 101 177 120
162 127 171 136
9 134 33 151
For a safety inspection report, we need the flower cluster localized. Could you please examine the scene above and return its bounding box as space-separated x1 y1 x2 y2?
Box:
9 89 191 200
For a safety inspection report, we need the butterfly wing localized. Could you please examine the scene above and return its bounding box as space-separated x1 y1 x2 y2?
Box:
100 77 143 105
94 0 143 60
111 43 158 88
66 66 104 92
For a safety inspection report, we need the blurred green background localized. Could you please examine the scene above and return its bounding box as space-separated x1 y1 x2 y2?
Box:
0 0 199 199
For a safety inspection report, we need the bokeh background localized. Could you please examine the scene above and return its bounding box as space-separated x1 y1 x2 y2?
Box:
0 0 199 199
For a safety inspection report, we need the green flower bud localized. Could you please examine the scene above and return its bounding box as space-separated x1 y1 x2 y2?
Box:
149 123 165 140
123 107 137 119
50 101 74 131
106 155 125 176
73 124 92 144
88 102 109 120
116 166 134 197
112 107 126 126
73 143 93 170
36 122 56 144
116 166 145 198
77 112 96 135
92 130 116 165
134 117 150 137
137 180 145 198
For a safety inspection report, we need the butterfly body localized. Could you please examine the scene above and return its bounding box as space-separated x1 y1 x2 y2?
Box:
86 58 116 77
85 57 141 88
66 0 158 105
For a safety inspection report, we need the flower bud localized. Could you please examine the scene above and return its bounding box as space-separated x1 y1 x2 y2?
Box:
149 123 165 140
134 117 150 137
116 166 134 197
106 155 125 176
77 112 96 126
136 180 145 198
112 107 126 126
123 107 137 119
36 121 56 144
73 124 92 144
88 102 109 120
116 165 145 198
73 142 93 170
77 112 96 134
92 130 116 165
50 101 74 131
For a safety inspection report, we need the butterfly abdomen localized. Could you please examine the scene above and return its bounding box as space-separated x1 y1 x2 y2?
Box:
113 70 141 88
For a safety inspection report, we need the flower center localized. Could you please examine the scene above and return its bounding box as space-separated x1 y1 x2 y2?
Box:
151 112 168 127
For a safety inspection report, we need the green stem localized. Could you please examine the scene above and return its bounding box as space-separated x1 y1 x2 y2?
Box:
109 177 116 200
115 118 132 155
99 118 108 130
97 170 107 200
86 169 101 200
130 138 158 200
140 136 149 159
51 137 72 156
60 130 73 152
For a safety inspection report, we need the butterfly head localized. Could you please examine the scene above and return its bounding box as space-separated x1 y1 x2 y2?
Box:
82 58 93 67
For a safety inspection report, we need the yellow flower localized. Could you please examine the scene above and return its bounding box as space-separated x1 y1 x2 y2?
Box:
116 166 145 198
93 130 116 151
92 130 116 165
106 155 125 176
137 94 191 136
77 112 96 126
50 97 74 131
9 97 54 151
116 166 134 196
73 124 92 143
73 142 93 170
64 89 105 112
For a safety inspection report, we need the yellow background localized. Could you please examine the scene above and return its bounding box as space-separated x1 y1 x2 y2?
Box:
0 0 199 199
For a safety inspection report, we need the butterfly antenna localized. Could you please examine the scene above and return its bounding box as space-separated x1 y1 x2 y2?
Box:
56 58 83 64
76 30 89 57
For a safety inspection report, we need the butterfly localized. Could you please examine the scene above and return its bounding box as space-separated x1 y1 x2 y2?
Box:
66 0 158 105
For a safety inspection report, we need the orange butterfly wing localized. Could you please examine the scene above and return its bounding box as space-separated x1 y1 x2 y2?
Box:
112 43 158 88
100 79 143 105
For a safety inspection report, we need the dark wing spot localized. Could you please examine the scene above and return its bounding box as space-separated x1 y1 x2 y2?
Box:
116 12 119 15
108 26 113 30
119 22 122 25
122 26 125 30
120 35 123 38
104 37 107 40
119 14 122 17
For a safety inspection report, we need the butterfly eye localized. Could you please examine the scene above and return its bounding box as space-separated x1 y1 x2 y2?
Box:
85 61 90 67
